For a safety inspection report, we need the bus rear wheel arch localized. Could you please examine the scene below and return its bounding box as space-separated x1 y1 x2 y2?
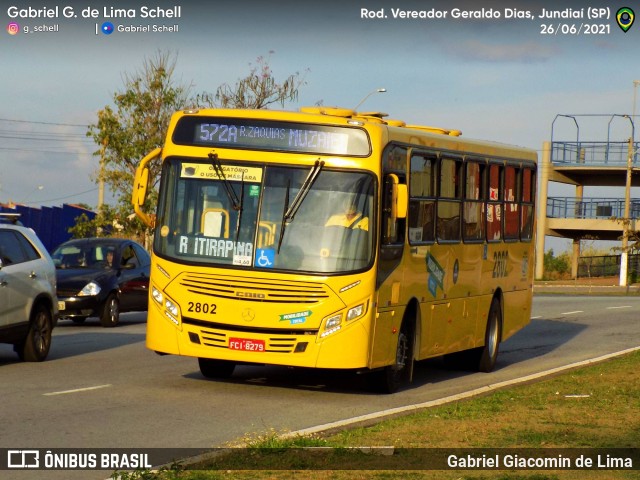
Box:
444 294 503 372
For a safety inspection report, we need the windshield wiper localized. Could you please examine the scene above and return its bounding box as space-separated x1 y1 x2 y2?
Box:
277 179 291 254
208 152 241 211
234 171 245 244
284 160 324 223
277 160 324 254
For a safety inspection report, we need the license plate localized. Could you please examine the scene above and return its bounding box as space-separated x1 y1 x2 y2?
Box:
58 301 65 311
228 337 265 352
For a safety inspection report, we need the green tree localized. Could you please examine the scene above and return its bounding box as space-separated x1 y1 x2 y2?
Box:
543 249 571 280
77 51 191 241
76 51 308 241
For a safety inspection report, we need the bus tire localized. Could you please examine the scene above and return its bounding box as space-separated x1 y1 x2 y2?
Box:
477 297 502 372
444 297 501 372
198 358 235 379
369 320 414 394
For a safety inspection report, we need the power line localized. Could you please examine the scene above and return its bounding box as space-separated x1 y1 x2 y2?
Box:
0 118 89 128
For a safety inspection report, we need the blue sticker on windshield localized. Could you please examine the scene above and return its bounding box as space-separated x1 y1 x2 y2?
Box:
255 248 275 268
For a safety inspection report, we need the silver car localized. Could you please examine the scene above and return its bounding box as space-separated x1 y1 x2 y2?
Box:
0 214 58 361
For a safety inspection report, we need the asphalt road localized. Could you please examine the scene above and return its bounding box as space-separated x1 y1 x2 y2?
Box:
1 295 639 479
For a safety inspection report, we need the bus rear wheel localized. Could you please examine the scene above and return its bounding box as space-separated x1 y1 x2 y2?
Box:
444 297 502 372
477 297 502 372
198 358 236 379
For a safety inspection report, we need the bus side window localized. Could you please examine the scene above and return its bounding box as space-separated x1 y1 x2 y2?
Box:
437 157 462 242
520 167 536 240
487 163 502 242
504 165 519 240
463 160 486 242
408 153 436 244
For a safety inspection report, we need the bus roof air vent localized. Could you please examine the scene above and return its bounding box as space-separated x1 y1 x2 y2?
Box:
357 112 389 118
352 115 386 124
299 106 355 117
385 119 406 127
406 125 462 137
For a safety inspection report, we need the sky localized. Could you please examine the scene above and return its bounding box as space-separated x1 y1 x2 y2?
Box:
1 0 639 253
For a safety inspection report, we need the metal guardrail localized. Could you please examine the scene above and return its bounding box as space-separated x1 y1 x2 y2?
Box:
579 254 640 279
551 141 640 166
547 197 640 219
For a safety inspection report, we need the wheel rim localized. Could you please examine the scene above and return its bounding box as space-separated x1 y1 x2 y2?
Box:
108 298 119 324
34 311 51 354
395 332 408 370
487 311 499 358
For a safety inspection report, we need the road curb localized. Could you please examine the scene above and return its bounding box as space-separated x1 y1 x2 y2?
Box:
146 346 640 475
281 346 640 439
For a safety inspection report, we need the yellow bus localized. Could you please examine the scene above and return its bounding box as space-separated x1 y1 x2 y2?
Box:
132 107 537 393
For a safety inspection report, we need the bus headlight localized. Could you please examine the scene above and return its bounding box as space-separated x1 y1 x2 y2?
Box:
151 286 163 304
346 303 365 322
321 313 342 338
165 298 179 317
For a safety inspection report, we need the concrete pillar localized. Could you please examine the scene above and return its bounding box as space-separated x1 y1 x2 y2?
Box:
571 239 580 279
535 141 551 280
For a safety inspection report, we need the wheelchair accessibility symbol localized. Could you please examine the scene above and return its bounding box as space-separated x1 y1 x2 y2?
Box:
255 249 275 268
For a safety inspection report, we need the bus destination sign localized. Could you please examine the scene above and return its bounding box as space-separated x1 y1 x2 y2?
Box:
172 117 370 156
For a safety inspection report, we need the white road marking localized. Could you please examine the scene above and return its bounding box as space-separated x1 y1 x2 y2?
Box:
43 384 112 396
561 310 583 315
530 316 542 319
606 306 632 310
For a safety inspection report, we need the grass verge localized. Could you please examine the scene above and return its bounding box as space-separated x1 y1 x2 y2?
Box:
113 350 640 480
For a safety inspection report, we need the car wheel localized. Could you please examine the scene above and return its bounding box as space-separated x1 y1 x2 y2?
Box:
18 303 53 362
198 358 236 379
100 293 120 328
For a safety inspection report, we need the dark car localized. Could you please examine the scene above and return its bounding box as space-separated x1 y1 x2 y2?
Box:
51 238 150 327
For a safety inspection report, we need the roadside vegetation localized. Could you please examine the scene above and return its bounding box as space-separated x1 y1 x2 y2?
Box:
111 350 640 480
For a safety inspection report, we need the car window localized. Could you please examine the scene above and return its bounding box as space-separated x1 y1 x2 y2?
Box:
132 243 150 266
0 230 40 266
121 245 138 267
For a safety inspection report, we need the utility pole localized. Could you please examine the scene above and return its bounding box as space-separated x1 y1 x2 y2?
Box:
98 137 107 209
619 136 633 287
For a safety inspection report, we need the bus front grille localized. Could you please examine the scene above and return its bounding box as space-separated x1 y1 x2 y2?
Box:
188 323 312 354
177 273 331 304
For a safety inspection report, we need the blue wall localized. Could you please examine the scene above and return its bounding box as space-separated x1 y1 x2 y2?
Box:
0 204 96 252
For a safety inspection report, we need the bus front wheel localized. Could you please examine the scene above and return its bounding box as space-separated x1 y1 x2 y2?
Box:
369 321 414 394
198 358 236 379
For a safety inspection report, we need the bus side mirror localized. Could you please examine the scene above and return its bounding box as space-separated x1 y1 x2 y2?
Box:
132 167 149 208
389 174 408 221
132 148 162 228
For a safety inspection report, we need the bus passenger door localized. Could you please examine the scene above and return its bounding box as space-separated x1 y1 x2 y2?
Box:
370 173 407 368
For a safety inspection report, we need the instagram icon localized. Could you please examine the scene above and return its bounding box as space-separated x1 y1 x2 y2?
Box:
7 22 20 35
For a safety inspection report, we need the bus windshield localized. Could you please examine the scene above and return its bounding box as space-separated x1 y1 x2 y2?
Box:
154 157 375 274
